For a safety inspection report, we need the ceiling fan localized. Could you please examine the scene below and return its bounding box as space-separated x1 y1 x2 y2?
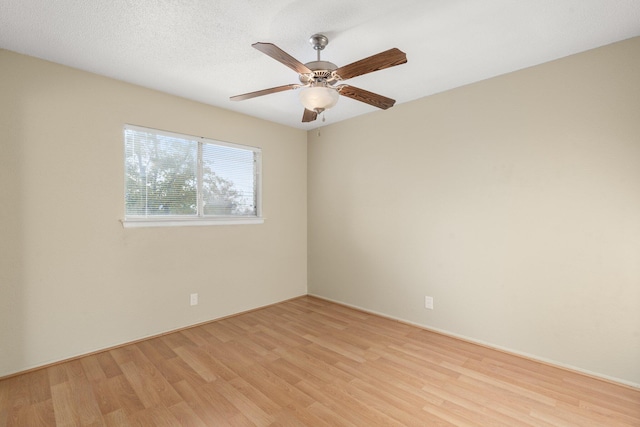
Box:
230 34 407 123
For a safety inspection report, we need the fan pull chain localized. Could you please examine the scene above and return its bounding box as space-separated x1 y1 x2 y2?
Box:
317 112 326 137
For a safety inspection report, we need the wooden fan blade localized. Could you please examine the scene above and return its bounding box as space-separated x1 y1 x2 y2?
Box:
230 84 299 101
253 42 312 75
334 48 407 81
302 109 318 122
338 85 396 110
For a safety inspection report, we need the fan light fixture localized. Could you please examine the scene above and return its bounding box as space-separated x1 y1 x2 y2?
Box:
299 85 339 112
230 33 407 123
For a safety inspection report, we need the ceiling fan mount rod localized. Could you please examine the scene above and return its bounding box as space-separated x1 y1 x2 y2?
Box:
309 33 329 61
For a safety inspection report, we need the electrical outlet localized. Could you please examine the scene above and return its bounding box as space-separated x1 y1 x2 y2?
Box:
425 296 434 310
190 293 198 306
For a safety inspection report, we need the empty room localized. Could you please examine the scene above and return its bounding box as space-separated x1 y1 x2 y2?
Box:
1 1 639 425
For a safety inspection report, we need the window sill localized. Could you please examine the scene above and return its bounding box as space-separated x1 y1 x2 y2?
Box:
121 217 264 228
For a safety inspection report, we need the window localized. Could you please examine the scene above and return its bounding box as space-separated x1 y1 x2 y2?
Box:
123 125 262 227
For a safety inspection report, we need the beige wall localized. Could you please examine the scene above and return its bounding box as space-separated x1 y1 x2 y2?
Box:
308 37 640 386
0 50 307 376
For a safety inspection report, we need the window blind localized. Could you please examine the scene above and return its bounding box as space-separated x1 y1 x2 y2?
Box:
124 125 261 222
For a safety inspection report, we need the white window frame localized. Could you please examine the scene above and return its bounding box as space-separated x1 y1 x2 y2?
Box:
122 124 263 228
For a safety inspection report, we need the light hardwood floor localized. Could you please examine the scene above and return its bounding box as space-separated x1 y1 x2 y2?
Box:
1 296 638 426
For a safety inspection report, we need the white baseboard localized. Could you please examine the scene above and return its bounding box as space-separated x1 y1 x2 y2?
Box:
307 293 640 390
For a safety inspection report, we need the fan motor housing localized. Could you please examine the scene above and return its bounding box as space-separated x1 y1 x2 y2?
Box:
300 60 338 84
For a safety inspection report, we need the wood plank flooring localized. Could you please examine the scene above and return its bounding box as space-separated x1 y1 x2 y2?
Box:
1 296 638 426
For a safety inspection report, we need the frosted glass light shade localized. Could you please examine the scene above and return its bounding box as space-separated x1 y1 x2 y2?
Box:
299 86 339 111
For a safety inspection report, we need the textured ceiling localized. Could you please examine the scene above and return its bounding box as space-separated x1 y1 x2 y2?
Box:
1 0 639 130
